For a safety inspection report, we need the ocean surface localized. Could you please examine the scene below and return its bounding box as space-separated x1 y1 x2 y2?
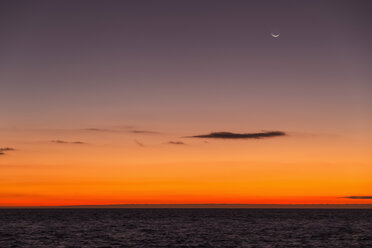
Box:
0 208 371 247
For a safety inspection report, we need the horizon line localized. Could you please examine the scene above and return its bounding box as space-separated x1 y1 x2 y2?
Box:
2 204 372 209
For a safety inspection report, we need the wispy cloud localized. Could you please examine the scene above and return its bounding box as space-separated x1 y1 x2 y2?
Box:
342 196 372 199
134 140 145 147
189 131 286 139
0 147 15 151
130 130 159 134
51 140 86 144
84 128 113 132
0 147 15 155
168 141 186 145
84 127 160 134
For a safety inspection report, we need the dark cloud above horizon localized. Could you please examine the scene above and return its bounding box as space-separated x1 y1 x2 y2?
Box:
0 147 15 155
342 196 372 199
190 131 286 139
130 130 160 134
51 140 86 144
168 141 186 145
0 147 15 151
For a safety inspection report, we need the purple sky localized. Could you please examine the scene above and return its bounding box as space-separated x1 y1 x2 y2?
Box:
1 0 371 133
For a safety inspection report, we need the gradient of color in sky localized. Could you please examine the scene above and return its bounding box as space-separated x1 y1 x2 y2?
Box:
1 0 371 206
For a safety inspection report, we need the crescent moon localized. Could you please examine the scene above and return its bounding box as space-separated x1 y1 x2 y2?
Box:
271 33 280 38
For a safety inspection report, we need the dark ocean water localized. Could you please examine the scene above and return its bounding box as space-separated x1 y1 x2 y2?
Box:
0 209 371 247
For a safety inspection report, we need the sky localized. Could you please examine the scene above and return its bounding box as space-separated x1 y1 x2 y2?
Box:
1 0 371 206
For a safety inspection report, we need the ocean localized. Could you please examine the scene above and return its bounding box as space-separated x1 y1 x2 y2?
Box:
0 209 371 247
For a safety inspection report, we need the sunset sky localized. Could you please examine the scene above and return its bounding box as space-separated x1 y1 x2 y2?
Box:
1 0 371 206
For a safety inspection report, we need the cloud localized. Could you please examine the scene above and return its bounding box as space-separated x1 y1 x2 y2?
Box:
134 140 145 147
190 131 286 139
130 130 159 134
51 140 86 144
0 147 15 155
84 127 159 134
84 128 113 132
0 147 15 151
342 196 372 199
168 141 186 145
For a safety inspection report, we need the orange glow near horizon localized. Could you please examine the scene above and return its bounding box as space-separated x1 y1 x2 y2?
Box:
1 129 371 207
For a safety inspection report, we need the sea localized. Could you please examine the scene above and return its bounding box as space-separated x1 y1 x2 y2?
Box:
0 208 371 247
